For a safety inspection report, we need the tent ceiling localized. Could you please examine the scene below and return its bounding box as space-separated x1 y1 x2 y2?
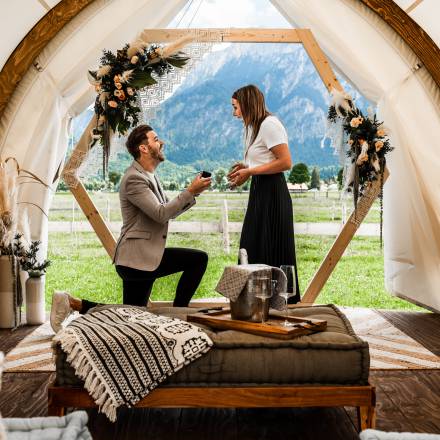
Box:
1 0 62 70
1 0 438 72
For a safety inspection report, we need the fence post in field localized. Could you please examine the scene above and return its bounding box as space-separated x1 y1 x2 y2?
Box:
331 201 335 221
70 198 75 233
106 196 110 222
221 199 230 254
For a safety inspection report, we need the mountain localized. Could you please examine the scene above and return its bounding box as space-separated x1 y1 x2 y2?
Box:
72 43 369 184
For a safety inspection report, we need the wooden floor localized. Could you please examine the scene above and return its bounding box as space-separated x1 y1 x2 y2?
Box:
1 309 439 439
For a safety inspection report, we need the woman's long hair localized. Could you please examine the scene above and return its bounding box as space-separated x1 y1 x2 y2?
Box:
232 84 271 145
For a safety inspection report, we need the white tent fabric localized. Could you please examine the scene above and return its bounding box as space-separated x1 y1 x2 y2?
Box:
0 0 439 311
272 0 440 311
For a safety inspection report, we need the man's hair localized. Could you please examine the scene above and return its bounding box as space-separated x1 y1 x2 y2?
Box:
126 124 154 159
232 84 271 145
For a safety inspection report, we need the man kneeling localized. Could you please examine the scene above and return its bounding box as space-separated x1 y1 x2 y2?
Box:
51 124 211 332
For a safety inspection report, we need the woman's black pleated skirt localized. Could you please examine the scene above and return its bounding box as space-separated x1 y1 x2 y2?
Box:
239 173 300 302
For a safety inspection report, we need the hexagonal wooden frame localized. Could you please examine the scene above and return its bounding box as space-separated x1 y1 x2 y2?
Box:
61 28 388 305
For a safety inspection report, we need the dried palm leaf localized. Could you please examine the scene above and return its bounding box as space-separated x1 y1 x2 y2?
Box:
160 35 194 59
127 38 148 58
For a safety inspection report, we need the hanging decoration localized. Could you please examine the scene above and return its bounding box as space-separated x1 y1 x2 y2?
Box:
327 88 394 245
87 36 192 176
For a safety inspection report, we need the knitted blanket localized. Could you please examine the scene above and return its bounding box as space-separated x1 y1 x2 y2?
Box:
53 307 213 422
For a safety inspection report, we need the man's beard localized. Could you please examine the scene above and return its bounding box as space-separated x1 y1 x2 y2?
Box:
150 149 165 162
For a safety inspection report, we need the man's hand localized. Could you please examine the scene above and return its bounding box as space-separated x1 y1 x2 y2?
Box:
187 174 211 196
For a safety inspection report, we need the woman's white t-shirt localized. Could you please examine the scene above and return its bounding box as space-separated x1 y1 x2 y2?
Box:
244 116 288 168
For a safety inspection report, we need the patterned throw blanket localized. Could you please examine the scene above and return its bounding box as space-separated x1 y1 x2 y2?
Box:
53 307 213 422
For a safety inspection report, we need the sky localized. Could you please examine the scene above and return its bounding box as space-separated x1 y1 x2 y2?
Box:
168 0 291 28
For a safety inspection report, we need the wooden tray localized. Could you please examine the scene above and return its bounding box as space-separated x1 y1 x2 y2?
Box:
187 308 327 340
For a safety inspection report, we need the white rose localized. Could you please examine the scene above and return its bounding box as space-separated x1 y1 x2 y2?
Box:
97 65 111 78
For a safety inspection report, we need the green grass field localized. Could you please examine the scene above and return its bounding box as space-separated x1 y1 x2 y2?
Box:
45 230 420 311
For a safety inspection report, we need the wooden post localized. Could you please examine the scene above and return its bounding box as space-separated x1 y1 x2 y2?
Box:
221 199 230 254
70 180 116 257
342 200 347 224
296 29 343 92
106 196 110 222
62 118 116 259
301 169 389 304
70 198 75 233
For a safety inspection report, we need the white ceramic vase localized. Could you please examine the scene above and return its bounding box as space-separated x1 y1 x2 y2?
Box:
26 275 46 325
0 255 17 329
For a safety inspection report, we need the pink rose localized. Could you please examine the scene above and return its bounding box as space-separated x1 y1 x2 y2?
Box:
108 100 118 108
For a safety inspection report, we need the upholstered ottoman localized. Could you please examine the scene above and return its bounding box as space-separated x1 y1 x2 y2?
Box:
49 304 375 430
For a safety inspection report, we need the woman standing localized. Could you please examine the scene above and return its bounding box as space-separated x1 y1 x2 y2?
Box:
228 84 300 302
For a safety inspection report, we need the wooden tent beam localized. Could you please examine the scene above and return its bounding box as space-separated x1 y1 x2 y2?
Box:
0 0 94 119
360 0 440 89
296 29 343 92
61 118 116 258
302 169 389 304
140 28 301 43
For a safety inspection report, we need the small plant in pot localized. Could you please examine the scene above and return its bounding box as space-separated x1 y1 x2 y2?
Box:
19 240 51 325
19 240 50 278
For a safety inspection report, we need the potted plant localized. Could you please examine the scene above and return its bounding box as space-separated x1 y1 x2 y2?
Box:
19 240 51 325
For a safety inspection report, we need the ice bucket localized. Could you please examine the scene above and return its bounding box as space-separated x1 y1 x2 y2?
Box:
230 271 272 322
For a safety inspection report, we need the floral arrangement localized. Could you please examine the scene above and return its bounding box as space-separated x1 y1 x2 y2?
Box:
87 36 192 174
327 89 394 244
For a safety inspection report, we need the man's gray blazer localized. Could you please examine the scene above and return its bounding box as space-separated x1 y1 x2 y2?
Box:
113 160 195 271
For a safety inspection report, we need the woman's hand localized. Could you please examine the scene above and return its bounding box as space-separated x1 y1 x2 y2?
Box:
228 167 251 188
227 162 246 180
187 174 211 196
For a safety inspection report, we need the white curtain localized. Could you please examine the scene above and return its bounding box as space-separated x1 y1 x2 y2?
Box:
271 0 440 311
0 0 186 255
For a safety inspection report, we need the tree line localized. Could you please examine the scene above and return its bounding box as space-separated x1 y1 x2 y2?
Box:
56 165 342 192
